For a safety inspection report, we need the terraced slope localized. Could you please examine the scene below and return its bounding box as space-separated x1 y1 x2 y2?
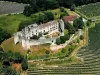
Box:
0 1 27 15
77 2 100 18
27 24 100 75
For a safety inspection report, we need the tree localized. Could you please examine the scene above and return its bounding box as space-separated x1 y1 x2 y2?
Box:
38 13 48 23
59 7 65 12
60 12 68 19
46 0 59 9
18 20 33 31
78 17 84 29
65 22 76 34
44 11 54 21
3 60 10 68
23 6 33 16
4 67 17 75
0 46 3 52
13 52 24 63
60 36 67 43
61 48 66 53
70 4 76 11
73 19 79 31
80 35 84 40
87 19 92 26
73 17 84 30
0 28 11 44
21 58 28 71
56 38 61 45
64 29 69 36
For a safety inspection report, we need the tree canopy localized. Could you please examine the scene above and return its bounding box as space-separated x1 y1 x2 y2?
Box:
0 28 11 44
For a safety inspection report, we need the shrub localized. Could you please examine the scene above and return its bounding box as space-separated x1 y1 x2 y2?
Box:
56 38 61 45
59 7 65 12
61 48 66 53
21 59 28 71
80 35 84 40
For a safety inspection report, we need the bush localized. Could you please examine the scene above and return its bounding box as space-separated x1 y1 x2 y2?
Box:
77 39 80 43
60 7 65 12
21 59 28 71
70 4 76 11
13 52 24 63
56 38 61 45
80 35 84 40
60 36 67 43
64 29 69 36
61 48 66 53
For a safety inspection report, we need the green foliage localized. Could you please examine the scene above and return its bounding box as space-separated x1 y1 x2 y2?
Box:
65 22 76 34
60 36 67 43
87 19 92 26
80 35 84 40
13 52 24 63
18 20 33 31
0 28 11 44
21 58 28 71
59 7 65 12
56 35 69 45
64 29 69 36
70 4 76 11
73 17 84 30
4 67 17 75
43 11 54 21
56 38 61 45
77 39 80 43
61 48 66 53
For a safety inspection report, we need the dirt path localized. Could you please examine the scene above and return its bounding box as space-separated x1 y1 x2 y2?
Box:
71 28 88 57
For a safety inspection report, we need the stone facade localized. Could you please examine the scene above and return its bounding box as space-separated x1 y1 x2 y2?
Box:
14 19 64 49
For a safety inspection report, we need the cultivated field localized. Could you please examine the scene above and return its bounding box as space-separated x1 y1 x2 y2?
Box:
77 2 100 18
0 1 27 15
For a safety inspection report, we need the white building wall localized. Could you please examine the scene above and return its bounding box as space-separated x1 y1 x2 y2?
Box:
14 19 64 49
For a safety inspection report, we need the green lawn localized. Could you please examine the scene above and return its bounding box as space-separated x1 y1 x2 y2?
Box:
0 14 32 35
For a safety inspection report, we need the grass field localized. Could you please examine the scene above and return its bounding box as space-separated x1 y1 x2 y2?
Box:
0 14 32 35
77 2 100 18
1 37 50 58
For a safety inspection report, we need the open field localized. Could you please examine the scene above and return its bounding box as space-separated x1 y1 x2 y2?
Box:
0 1 27 15
77 2 100 19
0 14 32 34
1 37 27 55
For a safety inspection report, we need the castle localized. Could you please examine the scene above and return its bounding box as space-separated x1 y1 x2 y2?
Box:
14 19 64 49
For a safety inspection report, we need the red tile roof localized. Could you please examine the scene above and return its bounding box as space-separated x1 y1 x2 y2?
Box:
63 16 77 22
